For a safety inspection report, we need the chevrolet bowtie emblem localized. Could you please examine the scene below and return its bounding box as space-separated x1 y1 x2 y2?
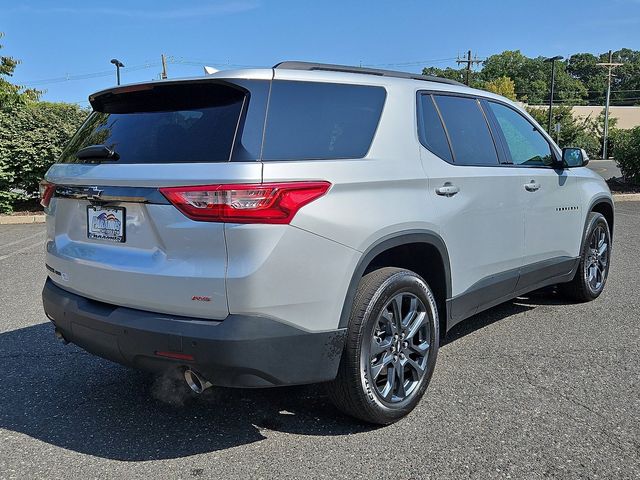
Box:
86 187 103 200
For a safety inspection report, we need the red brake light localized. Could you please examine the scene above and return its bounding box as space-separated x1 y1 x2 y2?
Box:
160 181 331 224
155 351 195 361
39 180 56 208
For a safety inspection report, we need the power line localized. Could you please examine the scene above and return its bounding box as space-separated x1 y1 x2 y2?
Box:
20 54 640 109
514 88 640 98
21 62 160 86
363 58 457 67
19 56 463 87
169 56 261 68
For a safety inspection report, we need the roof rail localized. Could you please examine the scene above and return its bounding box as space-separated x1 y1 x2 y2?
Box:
273 61 465 86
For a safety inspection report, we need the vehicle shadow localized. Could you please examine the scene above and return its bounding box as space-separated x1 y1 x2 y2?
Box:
0 288 562 461
442 288 562 345
0 322 370 461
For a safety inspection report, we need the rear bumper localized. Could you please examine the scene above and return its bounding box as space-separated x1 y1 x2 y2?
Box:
42 278 346 388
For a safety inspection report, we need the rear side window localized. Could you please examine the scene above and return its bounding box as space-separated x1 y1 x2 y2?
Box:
60 82 246 164
262 81 386 161
433 95 499 166
417 94 453 163
487 101 553 166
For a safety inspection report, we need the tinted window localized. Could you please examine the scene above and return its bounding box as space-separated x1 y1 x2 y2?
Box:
262 81 386 161
231 79 270 161
433 95 499 166
417 94 453 163
488 102 553 166
60 82 245 164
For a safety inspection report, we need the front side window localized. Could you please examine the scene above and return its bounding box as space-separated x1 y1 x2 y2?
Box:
433 95 499 166
487 101 553 166
262 81 386 161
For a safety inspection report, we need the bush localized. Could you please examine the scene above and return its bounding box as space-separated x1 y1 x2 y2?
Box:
0 101 87 213
611 127 640 184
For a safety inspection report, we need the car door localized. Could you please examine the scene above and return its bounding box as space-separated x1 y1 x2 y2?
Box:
417 93 526 322
483 100 583 289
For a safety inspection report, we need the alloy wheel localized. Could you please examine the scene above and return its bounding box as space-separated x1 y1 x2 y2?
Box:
367 292 431 403
585 225 609 293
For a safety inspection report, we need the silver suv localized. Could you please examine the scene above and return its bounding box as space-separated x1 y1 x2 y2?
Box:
42 62 614 424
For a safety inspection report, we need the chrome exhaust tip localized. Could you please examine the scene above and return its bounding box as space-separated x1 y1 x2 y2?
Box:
183 369 213 394
54 328 69 344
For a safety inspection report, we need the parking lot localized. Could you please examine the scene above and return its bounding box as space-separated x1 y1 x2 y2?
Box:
0 203 638 479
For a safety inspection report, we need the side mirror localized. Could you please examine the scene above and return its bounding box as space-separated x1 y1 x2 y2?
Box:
562 147 589 167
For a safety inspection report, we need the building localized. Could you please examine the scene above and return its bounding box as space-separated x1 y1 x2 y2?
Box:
526 104 640 129
570 106 640 130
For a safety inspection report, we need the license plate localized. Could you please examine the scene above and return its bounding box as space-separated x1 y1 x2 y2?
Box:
87 205 126 242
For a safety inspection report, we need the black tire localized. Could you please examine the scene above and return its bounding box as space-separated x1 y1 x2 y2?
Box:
327 267 439 425
559 212 611 302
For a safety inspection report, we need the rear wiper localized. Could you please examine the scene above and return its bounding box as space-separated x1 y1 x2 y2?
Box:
75 144 120 162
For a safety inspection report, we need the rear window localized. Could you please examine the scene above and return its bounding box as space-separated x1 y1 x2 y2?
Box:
417 93 453 163
262 81 386 161
433 95 499 166
59 82 246 164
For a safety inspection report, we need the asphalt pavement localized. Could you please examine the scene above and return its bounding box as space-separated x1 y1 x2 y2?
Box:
0 204 638 479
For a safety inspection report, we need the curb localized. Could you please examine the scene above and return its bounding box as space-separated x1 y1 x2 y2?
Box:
612 193 640 202
0 214 45 225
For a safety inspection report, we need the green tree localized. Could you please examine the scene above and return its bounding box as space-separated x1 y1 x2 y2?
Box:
422 65 487 88
0 102 88 213
480 50 587 104
422 66 467 84
608 49 640 105
0 32 85 213
483 76 516 100
422 48 640 106
566 49 640 106
566 52 606 104
480 50 546 102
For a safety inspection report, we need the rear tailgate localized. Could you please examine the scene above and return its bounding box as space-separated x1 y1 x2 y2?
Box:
43 80 264 320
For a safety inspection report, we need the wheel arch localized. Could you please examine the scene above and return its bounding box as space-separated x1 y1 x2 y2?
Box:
589 197 614 241
338 231 452 337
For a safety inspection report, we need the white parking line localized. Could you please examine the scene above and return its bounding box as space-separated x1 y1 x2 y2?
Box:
0 241 44 261
0 230 46 250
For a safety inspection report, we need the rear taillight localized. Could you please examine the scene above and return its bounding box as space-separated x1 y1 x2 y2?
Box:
39 180 56 208
154 351 195 361
160 181 331 224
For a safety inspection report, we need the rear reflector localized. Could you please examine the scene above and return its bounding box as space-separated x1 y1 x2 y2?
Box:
155 351 195 361
39 180 56 208
160 181 331 224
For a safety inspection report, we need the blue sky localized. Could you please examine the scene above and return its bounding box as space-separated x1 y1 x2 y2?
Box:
3 0 639 105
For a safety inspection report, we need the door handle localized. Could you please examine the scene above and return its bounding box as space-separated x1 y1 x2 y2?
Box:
435 183 460 197
524 181 541 192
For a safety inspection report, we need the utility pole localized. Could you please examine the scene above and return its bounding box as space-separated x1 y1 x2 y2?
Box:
161 54 168 80
543 56 563 134
597 50 623 159
456 50 483 86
